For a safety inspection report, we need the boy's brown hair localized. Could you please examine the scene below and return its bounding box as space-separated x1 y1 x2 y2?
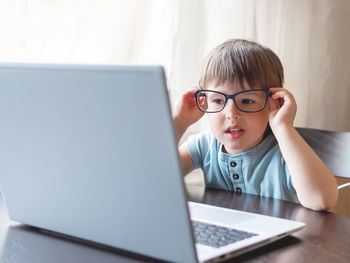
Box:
199 39 284 90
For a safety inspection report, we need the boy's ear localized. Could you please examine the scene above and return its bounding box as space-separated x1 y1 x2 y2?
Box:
268 96 280 111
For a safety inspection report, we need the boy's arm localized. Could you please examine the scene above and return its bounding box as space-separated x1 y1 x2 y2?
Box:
173 86 204 175
269 88 338 211
178 143 195 175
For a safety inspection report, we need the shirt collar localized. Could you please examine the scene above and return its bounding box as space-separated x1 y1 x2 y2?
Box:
218 134 276 162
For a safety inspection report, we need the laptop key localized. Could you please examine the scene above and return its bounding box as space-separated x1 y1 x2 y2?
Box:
192 220 257 248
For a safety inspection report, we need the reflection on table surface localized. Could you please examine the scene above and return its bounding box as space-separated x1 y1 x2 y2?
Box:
1 186 350 263
186 185 350 262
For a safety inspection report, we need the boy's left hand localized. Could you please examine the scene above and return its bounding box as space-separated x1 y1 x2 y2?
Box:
268 87 297 131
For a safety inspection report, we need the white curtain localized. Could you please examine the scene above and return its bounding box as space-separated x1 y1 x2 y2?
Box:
0 0 177 65
170 0 350 135
1 0 349 133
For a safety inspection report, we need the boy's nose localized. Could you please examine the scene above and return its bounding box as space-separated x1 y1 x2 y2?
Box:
223 100 240 120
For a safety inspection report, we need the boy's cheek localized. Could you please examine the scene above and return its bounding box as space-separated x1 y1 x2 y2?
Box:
207 116 221 131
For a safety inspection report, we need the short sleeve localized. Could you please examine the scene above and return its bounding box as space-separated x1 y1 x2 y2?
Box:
187 132 211 169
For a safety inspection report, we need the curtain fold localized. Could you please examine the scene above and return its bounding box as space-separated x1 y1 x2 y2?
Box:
0 0 349 132
170 0 350 133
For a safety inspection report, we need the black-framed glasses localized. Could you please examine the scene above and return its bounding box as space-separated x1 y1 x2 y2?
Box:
194 89 270 113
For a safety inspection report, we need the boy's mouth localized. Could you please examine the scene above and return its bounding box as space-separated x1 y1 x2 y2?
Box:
225 125 243 133
225 126 244 138
226 128 242 133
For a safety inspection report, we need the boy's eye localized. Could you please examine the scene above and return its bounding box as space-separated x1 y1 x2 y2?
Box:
241 98 255 104
212 99 225 105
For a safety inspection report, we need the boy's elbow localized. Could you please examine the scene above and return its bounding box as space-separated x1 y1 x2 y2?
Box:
300 189 339 211
310 198 337 212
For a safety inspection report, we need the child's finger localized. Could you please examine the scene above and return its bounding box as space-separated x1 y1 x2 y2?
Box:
269 89 293 109
270 89 287 99
190 85 201 93
269 89 297 113
191 85 202 97
269 87 283 92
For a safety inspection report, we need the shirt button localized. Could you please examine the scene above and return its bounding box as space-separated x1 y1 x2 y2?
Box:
233 174 239 180
236 187 242 194
230 161 237 167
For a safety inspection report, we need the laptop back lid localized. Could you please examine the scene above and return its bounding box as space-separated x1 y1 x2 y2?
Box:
0 63 197 263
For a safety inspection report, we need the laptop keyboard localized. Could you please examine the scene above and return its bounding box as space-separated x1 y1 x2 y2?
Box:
192 220 257 248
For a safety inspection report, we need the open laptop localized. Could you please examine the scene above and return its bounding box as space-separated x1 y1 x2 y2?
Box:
0 63 305 263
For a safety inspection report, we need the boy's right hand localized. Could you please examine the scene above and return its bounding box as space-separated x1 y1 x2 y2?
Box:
173 86 205 143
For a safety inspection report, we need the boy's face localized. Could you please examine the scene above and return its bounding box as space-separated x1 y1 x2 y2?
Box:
206 80 270 155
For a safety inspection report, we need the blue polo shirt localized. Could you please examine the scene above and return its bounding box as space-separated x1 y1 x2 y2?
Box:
187 132 299 203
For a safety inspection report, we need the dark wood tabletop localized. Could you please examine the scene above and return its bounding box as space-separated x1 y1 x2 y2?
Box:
186 185 350 263
1 185 350 263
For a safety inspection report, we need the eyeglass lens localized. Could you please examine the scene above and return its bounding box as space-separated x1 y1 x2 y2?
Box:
196 90 267 113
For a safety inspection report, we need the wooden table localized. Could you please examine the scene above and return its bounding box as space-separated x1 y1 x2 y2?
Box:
1 185 350 263
186 185 350 262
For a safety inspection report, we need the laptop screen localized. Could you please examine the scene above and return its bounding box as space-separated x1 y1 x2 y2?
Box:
0 63 198 262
